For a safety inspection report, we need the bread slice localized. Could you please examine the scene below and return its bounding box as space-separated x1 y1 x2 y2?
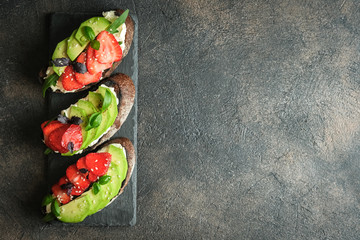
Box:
39 9 135 93
41 73 135 154
42 137 136 222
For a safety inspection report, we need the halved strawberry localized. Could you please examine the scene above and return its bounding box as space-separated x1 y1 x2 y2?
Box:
75 52 102 85
86 46 112 75
85 152 112 177
61 124 83 152
66 164 91 191
51 183 71 204
48 124 71 153
41 120 64 142
95 31 122 63
59 65 84 91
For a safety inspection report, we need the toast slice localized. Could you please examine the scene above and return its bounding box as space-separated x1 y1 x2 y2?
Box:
41 73 135 155
42 137 136 223
39 9 135 94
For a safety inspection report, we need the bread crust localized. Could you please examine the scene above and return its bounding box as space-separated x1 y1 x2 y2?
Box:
39 9 135 93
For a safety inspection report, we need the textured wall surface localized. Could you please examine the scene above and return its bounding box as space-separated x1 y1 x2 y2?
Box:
1 0 360 239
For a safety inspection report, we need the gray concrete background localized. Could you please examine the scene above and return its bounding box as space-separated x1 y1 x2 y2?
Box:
1 0 360 239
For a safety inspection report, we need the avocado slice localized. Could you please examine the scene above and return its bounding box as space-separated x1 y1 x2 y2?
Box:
87 92 103 111
97 86 118 130
58 194 91 223
77 100 97 115
67 29 87 61
75 17 111 46
56 144 127 223
88 165 119 215
93 108 111 141
76 100 98 149
107 145 128 177
52 38 69 76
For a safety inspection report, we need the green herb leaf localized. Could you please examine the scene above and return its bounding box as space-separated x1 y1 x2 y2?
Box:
107 9 129 34
93 182 101 195
51 199 61 217
42 73 59 98
99 175 111 185
83 26 96 41
85 112 102 131
44 148 53 155
101 89 112 112
41 194 54 206
42 213 55 222
90 40 100 50
118 41 122 45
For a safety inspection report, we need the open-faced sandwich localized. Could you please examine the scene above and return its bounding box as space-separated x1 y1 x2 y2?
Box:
40 9 134 96
41 73 135 155
41 138 136 223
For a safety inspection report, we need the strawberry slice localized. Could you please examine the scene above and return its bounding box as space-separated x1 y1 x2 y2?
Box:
58 176 69 186
76 157 88 174
66 164 91 191
41 120 64 142
85 152 112 177
51 183 71 204
88 172 99 182
86 46 112 75
61 124 83 152
95 31 122 63
74 52 102 85
71 185 84 196
59 65 84 91
48 124 71 153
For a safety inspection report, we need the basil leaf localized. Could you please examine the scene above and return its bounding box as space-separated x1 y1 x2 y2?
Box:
51 199 61 217
85 112 102 131
91 40 100 50
107 9 129 34
51 58 71 67
42 213 55 222
118 41 122 45
42 73 59 98
99 175 111 185
67 142 74 153
72 62 87 74
92 182 101 195
83 26 96 41
41 194 54 206
44 148 53 155
101 89 112 112
57 114 69 124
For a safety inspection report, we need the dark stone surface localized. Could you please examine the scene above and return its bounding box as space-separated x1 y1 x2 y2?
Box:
1 0 360 239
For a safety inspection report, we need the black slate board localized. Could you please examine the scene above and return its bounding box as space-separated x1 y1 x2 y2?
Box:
45 12 138 226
